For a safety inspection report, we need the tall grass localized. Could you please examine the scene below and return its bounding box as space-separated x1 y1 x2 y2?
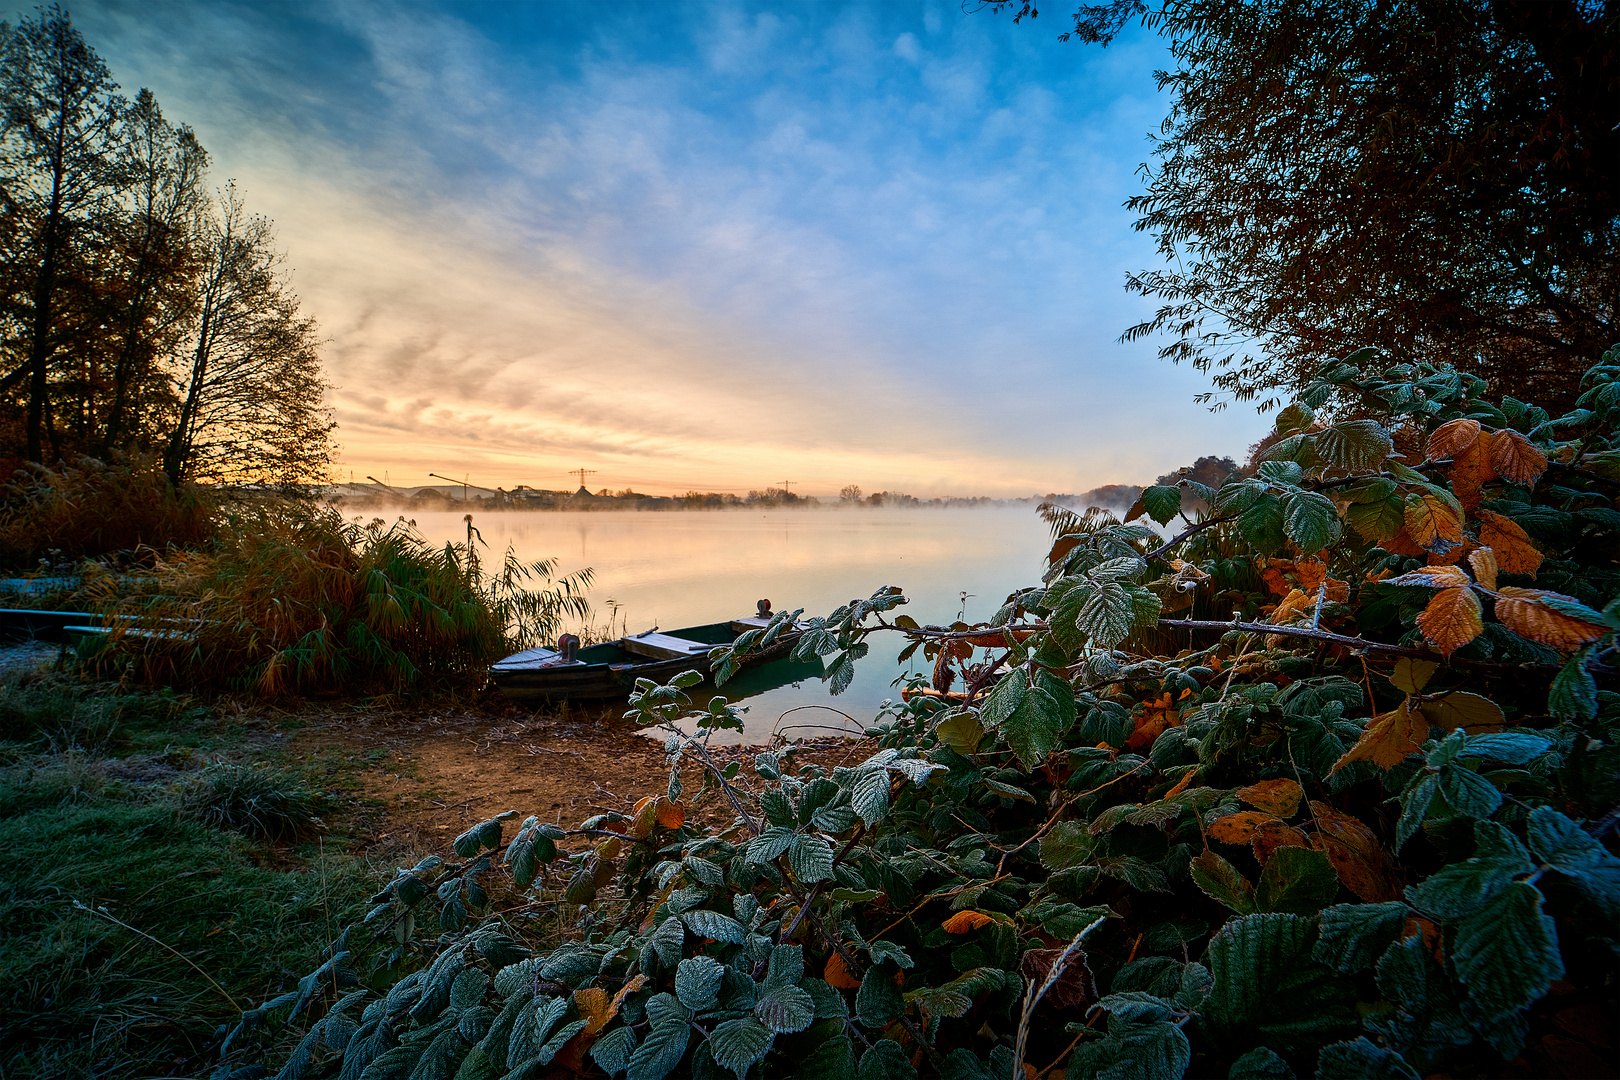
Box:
0 455 217 570
91 506 591 696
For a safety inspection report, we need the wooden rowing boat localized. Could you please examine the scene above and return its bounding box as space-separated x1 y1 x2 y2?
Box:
490 602 806 703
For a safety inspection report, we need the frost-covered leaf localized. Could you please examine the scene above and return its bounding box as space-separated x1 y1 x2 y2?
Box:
1313 902 1407 974
707 1016 774 1079
1453 881 1564 1023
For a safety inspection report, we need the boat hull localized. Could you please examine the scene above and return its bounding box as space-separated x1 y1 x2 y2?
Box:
490 620 801 704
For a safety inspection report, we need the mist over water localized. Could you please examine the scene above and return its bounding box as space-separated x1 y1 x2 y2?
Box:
398 506 1054 743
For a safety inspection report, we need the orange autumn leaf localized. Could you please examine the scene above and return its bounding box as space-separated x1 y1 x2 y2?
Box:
1252 820 1312 865
1294 558 1350 603
1236 777 1305 818
1126 693 1181 751
824 952 861 989
1476 510 1543 577
1449 436 1496 510
1330 701 1431 773
1310 801 1400 902
1467 547 1499 591
1425 538 1477 567
631 795 658 839
575 973 647 1037
1260 559 1294 597
1416 691 1506 735
1387 564 1471 589
1427 417 1481 461
1208 810 1282 844
654 797 687 829
1494 587 1608 650
1379 528 1427 557
1416 586 1484 656
1164 767 1199 799
942 910 995 934
1404 489 1464 552
1486 428 1548 486
1268 588 1311 624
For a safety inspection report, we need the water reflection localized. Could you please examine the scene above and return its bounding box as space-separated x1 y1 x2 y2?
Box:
401 506 1052 743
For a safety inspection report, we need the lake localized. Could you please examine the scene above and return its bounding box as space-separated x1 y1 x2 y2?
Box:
399 506 1054 743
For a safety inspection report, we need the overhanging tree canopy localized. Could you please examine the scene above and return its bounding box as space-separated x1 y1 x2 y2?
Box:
1006 0 1619 411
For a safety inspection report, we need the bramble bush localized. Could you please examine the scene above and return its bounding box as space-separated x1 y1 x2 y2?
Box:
227 348 1620 1078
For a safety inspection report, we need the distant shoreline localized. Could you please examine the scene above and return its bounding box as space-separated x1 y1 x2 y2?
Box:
327 487 1140 515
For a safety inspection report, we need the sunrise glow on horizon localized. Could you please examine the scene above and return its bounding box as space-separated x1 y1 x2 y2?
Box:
65 0 1268 498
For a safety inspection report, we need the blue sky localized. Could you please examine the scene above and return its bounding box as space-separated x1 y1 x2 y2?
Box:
67 0 1266 496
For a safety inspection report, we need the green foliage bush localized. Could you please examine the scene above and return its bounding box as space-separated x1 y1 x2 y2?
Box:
234 349 1620 1078
0 455 218 570
89 507 592 696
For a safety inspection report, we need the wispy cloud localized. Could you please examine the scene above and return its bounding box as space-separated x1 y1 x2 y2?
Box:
69 0 1265 494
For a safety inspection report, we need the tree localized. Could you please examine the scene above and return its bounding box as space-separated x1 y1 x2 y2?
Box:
162 185 333 487
97 89 207 456
1007 0 1619 412
840 484 863 504
0 5 125 461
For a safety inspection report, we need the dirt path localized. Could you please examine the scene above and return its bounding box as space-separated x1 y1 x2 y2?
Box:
285 693 877 855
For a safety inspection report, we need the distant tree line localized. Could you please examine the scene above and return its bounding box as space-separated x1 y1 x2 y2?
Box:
0 6 333 486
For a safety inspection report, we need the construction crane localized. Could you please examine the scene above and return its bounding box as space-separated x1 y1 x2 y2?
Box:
570 468 598 494
428 472 505 501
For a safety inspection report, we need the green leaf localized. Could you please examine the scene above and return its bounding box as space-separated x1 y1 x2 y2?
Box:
934 709 984 754
707 1016 775 1079
754 982 816 1034
1366 935 1472 1059
1527 806 1620 919
1315 1037 1420 1079
1461 732 1552 766
847 768 889 826
1313 421 1393 472
1346 496 1405 542
855 963 904 1027
1204 913 1358 1052
1395 774 1438 851
676 956 724 1012
1190 849 1255 914
788 834 836 883
1039 820 1096 871
1002 670 1076 771
1281 491 1341 554
1406 822 1532 920
1439 764 1502 820
1255 847 1339 916
1452 881 1564 1023
1079 582 1136 649
1312 902 1407 974
745 827 797 865
857 1040 919 1080
627 995 691 1080
1549 651 1598 721
683 909 747 944
791 1037 855 1080
1141 485 1183 525
979 670 1026 730
449 968 488 1012
591 1028 638 1077
1227 1047 1296 1079
1238 495 1287 554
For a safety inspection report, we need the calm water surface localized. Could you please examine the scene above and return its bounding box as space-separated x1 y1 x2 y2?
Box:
402 507 1053 743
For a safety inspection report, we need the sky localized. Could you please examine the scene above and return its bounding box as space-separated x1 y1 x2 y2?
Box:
65 0 1267 498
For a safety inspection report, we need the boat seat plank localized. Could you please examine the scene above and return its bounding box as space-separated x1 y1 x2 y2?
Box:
622 632 715 660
